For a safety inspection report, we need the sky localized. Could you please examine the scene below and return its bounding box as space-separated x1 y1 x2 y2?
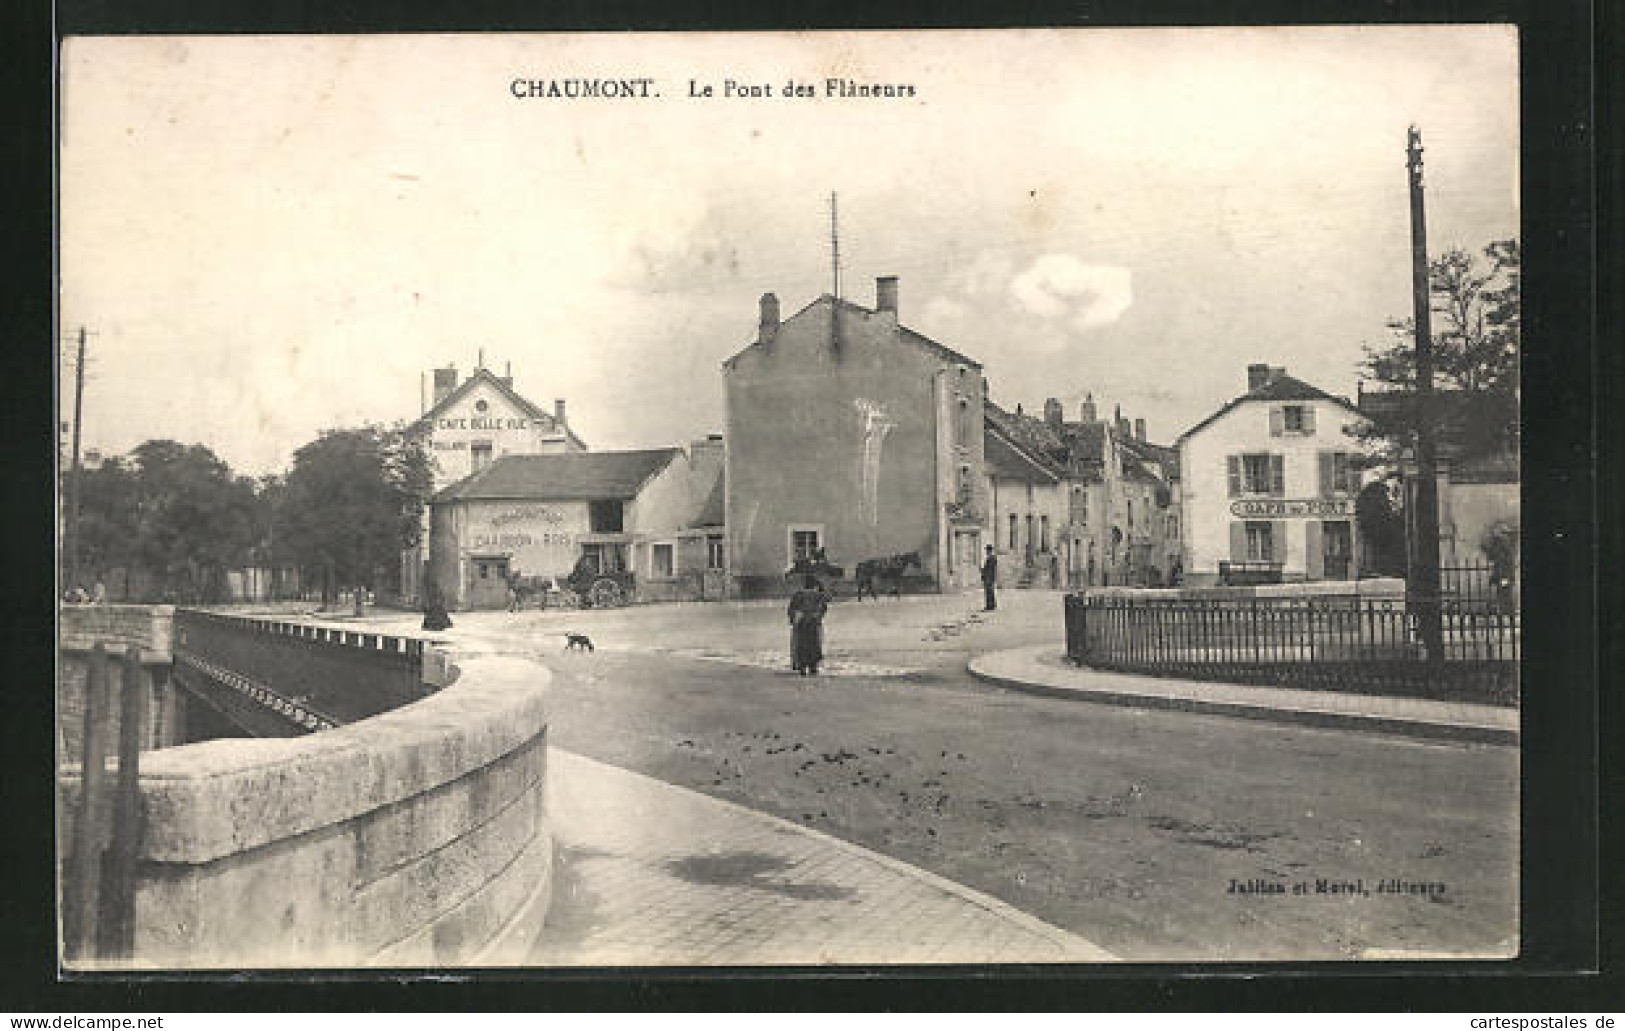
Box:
58 27 1519 475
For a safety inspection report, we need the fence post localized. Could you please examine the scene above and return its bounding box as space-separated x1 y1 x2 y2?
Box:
64 644 112 962
99 647 148 960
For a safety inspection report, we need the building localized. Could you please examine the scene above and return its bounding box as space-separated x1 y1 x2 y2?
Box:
1358 386 1519 576
401 361 586 603
1176 364 1373 585
981 403 1069 589
982 395 1181 588
722 278 988 596
426 439 724 610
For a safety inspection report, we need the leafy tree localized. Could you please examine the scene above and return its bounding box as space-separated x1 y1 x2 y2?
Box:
1355 238 1519 464
123 440 259 601
279 425 431 608
74 456 142 583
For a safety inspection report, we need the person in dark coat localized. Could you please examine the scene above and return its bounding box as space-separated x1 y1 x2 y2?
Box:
981 545 998 611
787 574 831 675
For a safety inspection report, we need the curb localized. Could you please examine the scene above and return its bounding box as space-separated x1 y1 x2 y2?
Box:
968 647 1518 746
549 748 1118 963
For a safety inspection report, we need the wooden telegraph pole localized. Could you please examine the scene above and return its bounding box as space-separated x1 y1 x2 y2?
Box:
66 325 89 593
1405 126 1445 665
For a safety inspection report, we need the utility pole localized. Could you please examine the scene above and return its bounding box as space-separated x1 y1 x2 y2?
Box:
66 325 89 592
1405 126 1444 665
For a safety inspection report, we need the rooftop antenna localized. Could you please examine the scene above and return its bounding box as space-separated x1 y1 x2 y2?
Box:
478 346 485 370
829 191 841 352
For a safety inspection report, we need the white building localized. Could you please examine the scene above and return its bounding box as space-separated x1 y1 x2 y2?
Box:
401 362 587 603
1176 364 1373 585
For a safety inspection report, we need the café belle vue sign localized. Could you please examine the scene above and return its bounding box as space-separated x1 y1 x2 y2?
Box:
1229 498 1354 519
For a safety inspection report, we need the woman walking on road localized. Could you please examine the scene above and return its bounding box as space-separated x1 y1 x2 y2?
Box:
788 574 831 675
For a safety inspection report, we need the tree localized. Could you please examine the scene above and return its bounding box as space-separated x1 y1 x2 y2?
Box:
279 425 431 609
1355 238 1520 464
125 441 259 601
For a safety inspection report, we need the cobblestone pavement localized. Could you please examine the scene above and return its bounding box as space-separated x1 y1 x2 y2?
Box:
532 748 1114 966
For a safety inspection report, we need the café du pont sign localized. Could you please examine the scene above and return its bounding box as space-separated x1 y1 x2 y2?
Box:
1229 498 1355 519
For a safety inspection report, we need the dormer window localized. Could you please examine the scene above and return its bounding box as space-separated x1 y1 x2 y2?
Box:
1271 404 1316 436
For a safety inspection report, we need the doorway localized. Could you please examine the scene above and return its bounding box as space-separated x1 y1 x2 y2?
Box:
467 557 511 609
1322 521 1352 580
952 530 981 589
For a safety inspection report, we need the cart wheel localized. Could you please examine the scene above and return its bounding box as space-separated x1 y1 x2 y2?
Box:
590 578 623 609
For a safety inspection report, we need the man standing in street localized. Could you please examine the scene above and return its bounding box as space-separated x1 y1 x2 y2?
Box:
981 544 998 611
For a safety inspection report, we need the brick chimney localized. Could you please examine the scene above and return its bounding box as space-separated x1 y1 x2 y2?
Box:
432 365 458 405
1080 393 1097 423
554 399 567 425
875 276 899 316
1044 397 1063 430
1247 363 1287 391
1134 417 1146 441
758 293 779 345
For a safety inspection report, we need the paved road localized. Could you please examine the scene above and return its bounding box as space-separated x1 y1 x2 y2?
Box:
356 590 1518 962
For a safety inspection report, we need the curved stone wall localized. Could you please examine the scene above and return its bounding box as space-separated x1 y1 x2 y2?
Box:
63 651 552 969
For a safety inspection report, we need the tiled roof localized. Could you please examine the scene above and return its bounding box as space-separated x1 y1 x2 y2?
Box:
984 423 1062 482
722 294 983 370
1178 374 1361 442
432 449 680 503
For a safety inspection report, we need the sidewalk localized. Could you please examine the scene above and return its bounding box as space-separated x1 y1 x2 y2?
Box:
532 748 1116 966
969 645 1517 744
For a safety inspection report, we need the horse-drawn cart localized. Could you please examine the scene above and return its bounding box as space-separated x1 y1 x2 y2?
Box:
562 555 636 608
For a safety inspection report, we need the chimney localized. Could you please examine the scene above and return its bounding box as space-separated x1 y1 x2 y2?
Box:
499 360 513 390
554 399 567 425
432 365 458 405
1080 393 1097 423
1247 363 1272 391
1044 397 1063 430
1134 418 1146 441
758 293 780 345
875 276 899 316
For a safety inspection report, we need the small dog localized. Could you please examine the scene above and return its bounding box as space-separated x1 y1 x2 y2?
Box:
564 632 595 652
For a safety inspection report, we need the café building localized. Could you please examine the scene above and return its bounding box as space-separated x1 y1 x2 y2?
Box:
1175 364 1373 586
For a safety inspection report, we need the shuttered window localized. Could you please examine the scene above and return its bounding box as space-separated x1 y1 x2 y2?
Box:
1319 451 1359 495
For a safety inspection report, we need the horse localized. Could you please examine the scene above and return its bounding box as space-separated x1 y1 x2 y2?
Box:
854 551 921 601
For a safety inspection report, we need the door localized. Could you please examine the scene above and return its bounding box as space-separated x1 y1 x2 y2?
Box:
1322 521 1352 580
952 531 981 589
467 558 511 609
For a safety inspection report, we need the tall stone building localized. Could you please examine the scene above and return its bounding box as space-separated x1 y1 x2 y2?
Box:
722 278 988 597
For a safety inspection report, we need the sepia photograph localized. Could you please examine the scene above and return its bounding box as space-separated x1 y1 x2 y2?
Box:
55 26 1525 971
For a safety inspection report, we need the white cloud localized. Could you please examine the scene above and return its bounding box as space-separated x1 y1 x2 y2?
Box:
1009 254 1133 329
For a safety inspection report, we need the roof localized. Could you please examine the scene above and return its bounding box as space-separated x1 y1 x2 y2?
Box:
722 294 983 371
689 470 726 528
1177 373 1361 443
983 422 1062 482
432 449 681 503
408 367 587 449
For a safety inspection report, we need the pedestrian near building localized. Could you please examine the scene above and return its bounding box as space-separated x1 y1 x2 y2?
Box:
787 574 830 675
981 545 998 611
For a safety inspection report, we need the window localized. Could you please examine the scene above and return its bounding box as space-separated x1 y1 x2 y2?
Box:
1272 404 1316 437
1321 451 1361 495
1040 515 1050 552
580 542 628 574
707 536 725 570
1025 515 1035 557
955 396 971 447
1245 521 1275 562
588 500 624 533
1073 486 1088 525
1008 513 1018 549
1230 453 1285 496
471 441 493 473
652 543 674 578
1127 500 1134 530
956 464 972 504
789 526 822 565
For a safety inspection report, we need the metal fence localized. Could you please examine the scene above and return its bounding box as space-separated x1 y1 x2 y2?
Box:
173 610 428 731
1064 592 1518 704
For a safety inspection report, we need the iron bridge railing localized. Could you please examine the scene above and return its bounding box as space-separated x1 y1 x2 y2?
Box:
173 610 429 733
1063 592 1518 705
